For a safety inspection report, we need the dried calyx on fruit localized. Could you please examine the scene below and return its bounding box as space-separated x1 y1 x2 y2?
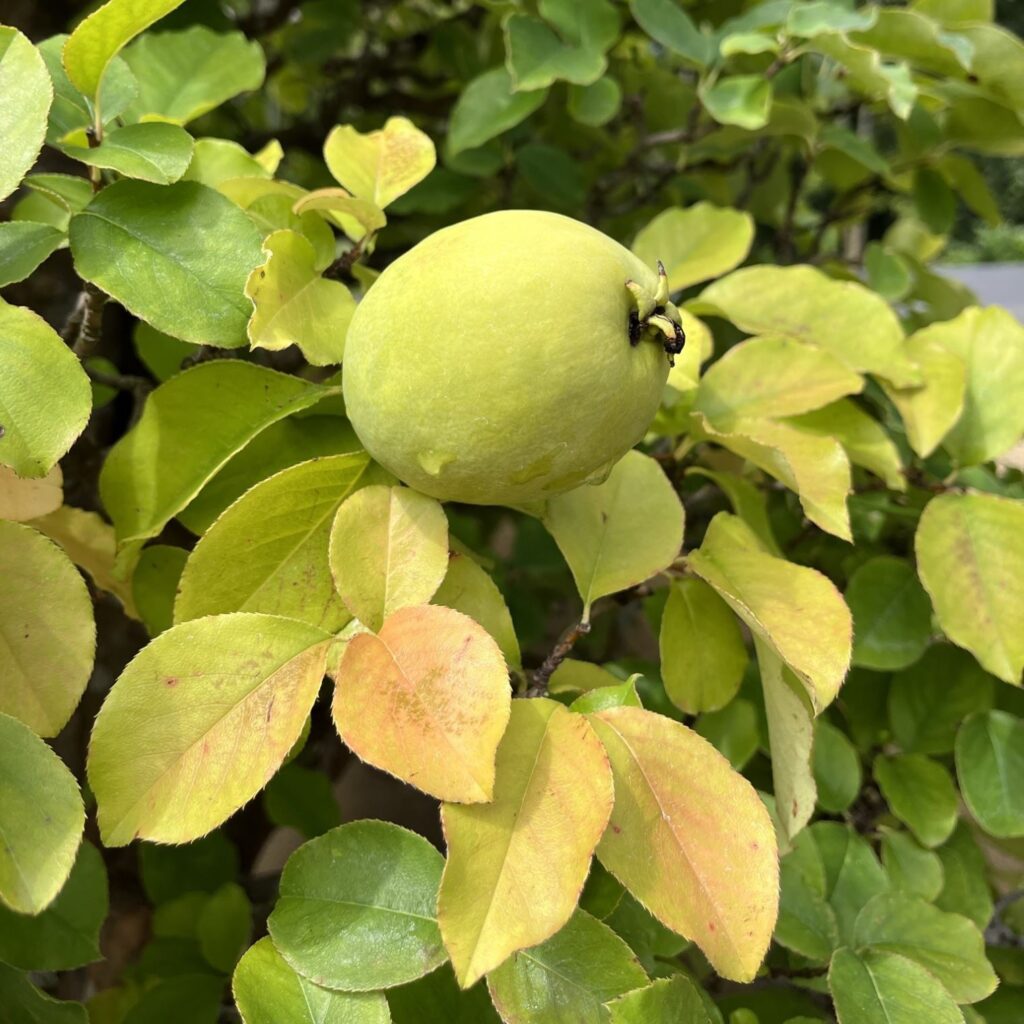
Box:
342 209 685 507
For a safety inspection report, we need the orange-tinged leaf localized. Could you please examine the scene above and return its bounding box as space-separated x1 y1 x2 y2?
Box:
88 613 331 846
437 698 613 988
588 706 778 982
332 605 511 803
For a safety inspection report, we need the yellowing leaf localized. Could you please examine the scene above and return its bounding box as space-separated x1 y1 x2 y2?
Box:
329 485 449 632
632 203 754 293
916 492 1024 684
292 188 387 240
245 230 356 367
29 505 137 615
694 335 864 426
0 522 95 737
912 306 1024 466
324 117 436 210
63 0 187 102
0 712 84 915
0 28 52 205
589 706 778 982
88 613 331 845
438 699 613 988
0 464 62 521
699 265 921 387
756 640 817 842
884 336 966 461
693 413 852 540
331 605 511 803
660 577 747 714
543 451 684 617
176 454 380 631
786 399 905 492
688 513 852 711
433 550 522 671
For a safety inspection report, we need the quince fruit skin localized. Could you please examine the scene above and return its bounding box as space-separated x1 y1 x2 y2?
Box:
343 209 674 507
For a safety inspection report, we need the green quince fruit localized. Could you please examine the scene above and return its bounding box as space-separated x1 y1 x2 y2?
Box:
343 209 684 507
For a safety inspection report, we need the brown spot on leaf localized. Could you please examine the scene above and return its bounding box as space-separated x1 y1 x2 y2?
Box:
165 676 178 687
611 824 622 834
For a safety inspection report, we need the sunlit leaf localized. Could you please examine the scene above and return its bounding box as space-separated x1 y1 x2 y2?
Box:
0 464 62 522
268 821 446 991
88 613 330 845
0 522 95 737
0 28 52 204
688 513 852 710
589 705 778 982
605 976 713 1023
332 605 511 803
916 492 1024 684
487 910 648 1024
62 122 193 184
0 221 65 287
0 712 84 915
700 75 772 130
233 937 390 1024
329 485 449 632
0 300 91 479
543 451 683 617
438 699 613 987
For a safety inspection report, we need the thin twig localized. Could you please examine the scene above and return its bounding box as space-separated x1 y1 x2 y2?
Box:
71 282 107 359
527 620 592 697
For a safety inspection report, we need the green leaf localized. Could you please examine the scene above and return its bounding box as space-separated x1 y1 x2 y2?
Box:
0 712 84 915
919 307 1024 466
87 613 330 845
757 639 817 841
62 122 194 184
329 484 449 632
874 754 958 848
813 720 862 814
122 26 265 125
433 550 521 671
570 678 643 714
132 544 187 637
694 336 863 426
0 222 64 287
567 76 622 126
915 492 1024 684
388 965 500 1024
0 522 95 738
955 710 1024 838
0 841 106 971
132 321 192 381
268 821 446 991
119 974 225 1023
659 577 747 714
934 822 993 929
69 180 264 348
0 28 52 204
700 265 920 388
139 831 238 904
628 0 712 67
233 937 390 1024
589 705 778 982
543 451 684 617
828 947 964 1024
694 698 760 770
811 35 917 119
605 976 713 1023
789 2 878 37
263 763 340 839
776 848 840 963
811 822 890 944
177 455 379 630
700 76 772 130
852 892 997 1003
438 699 613 987
183 137 271 188
785 399 905 492
880 830 944 902
688 513 852 712
99 362 334 546
888 645 994 755
548 659 623 696
62 0 187 102
864 243 913 302
448 67 547 156
245 230 356 367
324 116 435 211
844 557 932 671
197 883 251 973
0 299 91 479
686 466 780 555
854 8 974 75
632 203 754 294
486 910 648 1024
0 962 87 1024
